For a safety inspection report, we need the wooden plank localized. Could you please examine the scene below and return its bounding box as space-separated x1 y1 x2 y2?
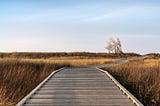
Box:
55 73 103 75
31 94 128 99
26 98 134 104
35 90 123 95
44 81 115 84
39 86 118 90
24 103 135 106
48 79 111 81
43 83 115 87
41 84 116 87
50 78 109 80
38 88 118 90
48 80 112 82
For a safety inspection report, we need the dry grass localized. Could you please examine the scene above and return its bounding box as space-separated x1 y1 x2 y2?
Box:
0 57 115 106
20 57 115 67
104 59 160 106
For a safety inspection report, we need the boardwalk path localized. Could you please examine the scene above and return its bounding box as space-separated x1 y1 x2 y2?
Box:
17 66 143 106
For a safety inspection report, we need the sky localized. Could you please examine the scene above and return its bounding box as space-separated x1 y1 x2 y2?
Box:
0 0 160 54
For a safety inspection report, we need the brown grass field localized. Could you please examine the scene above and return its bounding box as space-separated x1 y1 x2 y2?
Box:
0 52 140 59
0 56 115 106
103 59 160 106
1 52 159 106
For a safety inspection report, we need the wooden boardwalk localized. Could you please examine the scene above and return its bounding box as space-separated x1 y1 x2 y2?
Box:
17 67 143 106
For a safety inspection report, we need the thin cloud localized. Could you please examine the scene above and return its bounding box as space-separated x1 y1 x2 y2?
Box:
82 5 160 22
82 7 131 22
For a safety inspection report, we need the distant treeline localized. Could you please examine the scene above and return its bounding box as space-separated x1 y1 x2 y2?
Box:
0 52 140 59
146 53 160 59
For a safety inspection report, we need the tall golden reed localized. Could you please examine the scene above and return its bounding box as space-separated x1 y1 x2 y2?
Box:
104 59 160 106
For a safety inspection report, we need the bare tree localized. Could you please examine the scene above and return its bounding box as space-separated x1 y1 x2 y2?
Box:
105 40 114 53
105 37 123 54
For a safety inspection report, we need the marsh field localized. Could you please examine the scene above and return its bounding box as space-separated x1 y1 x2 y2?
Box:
103 58 160 106
0 52 120 106
0 52 159 106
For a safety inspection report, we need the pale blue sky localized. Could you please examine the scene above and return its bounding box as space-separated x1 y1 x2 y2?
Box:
0 0 160 54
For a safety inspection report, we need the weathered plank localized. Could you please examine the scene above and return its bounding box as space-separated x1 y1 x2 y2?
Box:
39 87 118 90
31 94 129 99
26 98 134 104
24 103 135 106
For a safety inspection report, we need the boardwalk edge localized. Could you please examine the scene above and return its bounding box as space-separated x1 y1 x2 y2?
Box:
16 67 65 106
96 67 144 106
